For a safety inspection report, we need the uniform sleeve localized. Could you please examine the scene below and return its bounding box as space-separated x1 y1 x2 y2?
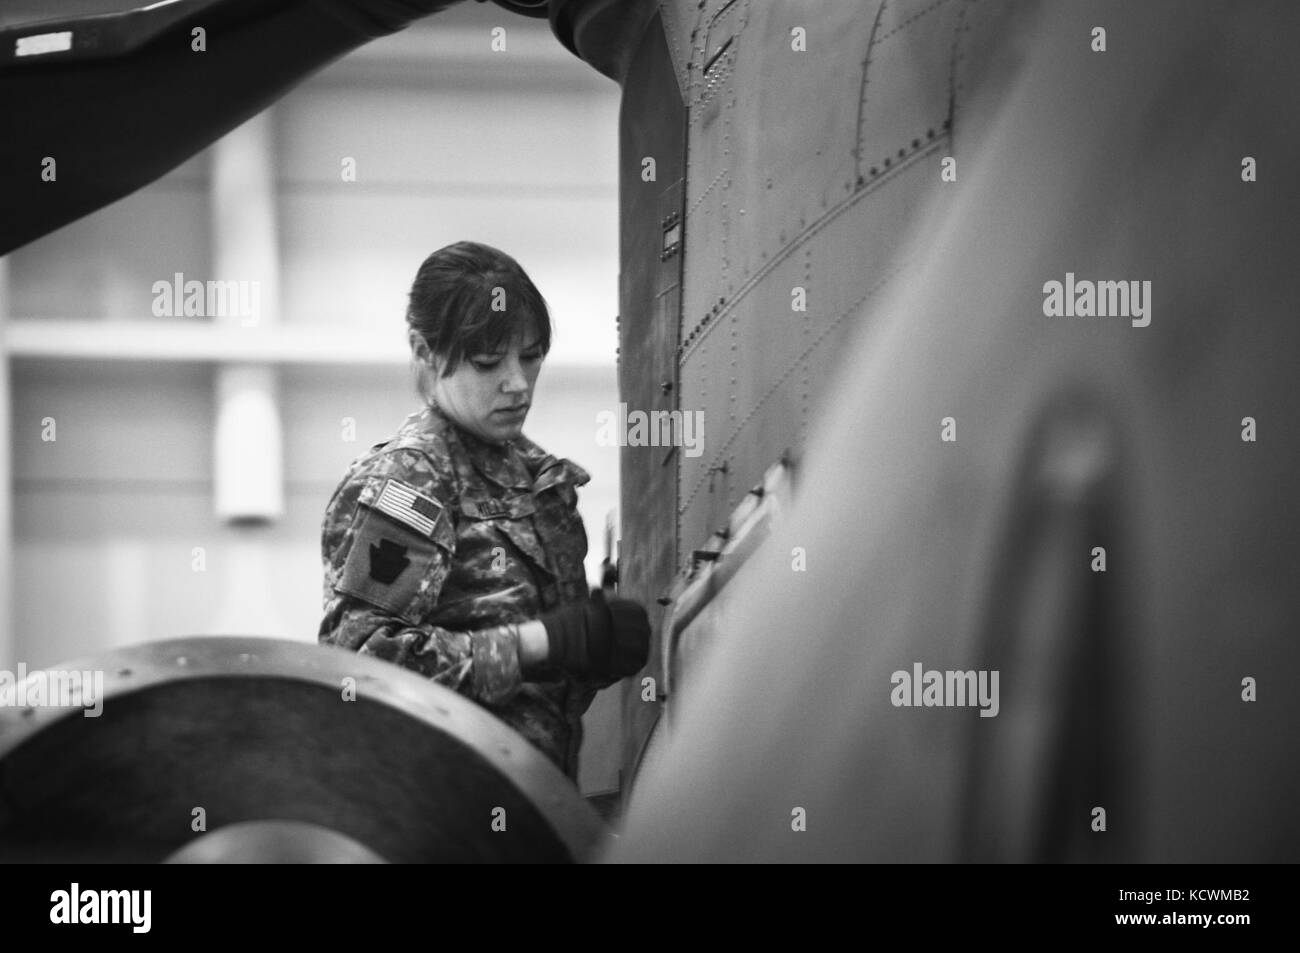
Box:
317 449 524 705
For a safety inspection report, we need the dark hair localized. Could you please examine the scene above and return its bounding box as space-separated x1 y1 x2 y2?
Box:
406 241 552 380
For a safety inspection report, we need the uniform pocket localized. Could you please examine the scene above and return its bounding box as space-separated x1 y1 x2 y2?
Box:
531 476 589 597
460 492 554 581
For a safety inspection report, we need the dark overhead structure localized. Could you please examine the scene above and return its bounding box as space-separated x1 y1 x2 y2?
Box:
0 0 475 253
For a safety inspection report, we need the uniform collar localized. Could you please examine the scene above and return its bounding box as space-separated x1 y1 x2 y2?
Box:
421 400 532 490
401 401 588 491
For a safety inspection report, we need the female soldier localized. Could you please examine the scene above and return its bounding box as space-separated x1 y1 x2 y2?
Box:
318 241 649 782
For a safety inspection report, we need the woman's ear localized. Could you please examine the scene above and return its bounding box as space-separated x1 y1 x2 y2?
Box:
407 328 426 361
408 331 441 375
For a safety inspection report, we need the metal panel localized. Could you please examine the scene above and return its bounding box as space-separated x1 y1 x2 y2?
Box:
803 146 948 375
678 333 733 565
727 0 881 280
679 0 744 333
680 251 805 542
856 0 963 172
655 0 701 99
615 9 686 787
675 0 964 561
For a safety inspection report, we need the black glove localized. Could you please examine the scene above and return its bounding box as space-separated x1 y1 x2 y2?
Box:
539 589 650 678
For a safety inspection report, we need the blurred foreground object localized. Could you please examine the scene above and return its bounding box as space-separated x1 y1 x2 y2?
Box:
0 637 602 862
165 820 387 863
561 0 1300 861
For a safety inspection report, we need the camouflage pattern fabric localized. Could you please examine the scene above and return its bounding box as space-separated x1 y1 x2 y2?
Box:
319 402 610 779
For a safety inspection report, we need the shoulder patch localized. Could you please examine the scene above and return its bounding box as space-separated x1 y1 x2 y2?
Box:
370 477 446 539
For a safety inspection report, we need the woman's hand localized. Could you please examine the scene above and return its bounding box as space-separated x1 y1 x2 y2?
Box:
537 590 650 679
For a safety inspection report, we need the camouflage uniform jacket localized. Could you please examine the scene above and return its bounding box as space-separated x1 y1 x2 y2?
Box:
318 401 608 780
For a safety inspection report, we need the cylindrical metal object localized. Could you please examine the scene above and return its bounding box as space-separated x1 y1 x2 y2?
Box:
0 637 604 863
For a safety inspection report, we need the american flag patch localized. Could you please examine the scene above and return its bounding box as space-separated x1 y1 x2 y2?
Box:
373 479 444 538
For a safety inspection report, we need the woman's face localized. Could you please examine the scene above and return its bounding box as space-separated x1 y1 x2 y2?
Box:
416 330 544 445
